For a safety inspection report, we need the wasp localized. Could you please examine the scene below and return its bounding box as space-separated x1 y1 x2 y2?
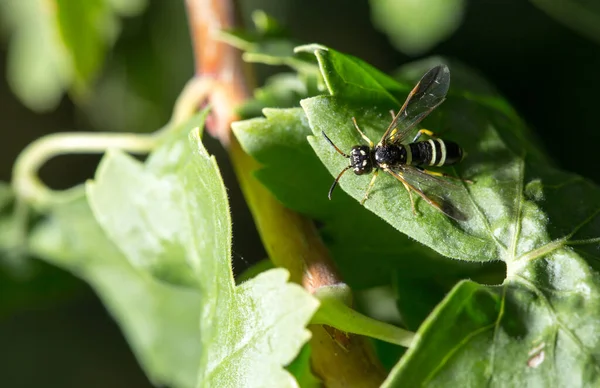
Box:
323 64 468 220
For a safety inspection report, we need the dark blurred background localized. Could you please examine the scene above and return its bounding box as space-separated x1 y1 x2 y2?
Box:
2 0 599 386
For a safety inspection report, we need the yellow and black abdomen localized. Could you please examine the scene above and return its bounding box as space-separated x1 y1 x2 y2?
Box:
408 139 463 167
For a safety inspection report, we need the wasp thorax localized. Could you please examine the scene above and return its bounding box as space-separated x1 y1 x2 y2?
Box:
350 145 373 175
375 145 405 167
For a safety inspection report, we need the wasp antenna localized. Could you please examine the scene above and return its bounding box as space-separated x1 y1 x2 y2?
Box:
323 132 350 158
328 166 352 200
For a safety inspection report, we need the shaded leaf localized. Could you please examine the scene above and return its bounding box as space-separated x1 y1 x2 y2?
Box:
55 0 115 95
531 0 600 46
370 0 466 55
106 0 147 16
0 258 83 318
0 0 148 111
286 344 322 388
82 0 190 134
219 11 318 76
237 73 320 119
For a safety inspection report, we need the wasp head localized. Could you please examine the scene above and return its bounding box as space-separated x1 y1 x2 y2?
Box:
322 132 374 200
350 145 373 175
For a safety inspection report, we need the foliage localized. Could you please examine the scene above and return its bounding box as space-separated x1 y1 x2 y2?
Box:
0 0 148 111
27 110 318 388
4 3 600 388
370 0 465 55
235 44 600 385
371 0 600 55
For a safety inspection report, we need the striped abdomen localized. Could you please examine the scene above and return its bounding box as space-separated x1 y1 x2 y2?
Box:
406 139 463 167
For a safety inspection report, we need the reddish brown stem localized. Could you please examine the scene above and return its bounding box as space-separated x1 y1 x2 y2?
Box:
185 1 385 386
186 0 248 145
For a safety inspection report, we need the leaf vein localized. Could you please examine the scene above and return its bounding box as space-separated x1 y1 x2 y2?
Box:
566 207 600 241
512 276 600 373
422 287 502 385
486 285 507 387
423 323 497 385
509 156 526 261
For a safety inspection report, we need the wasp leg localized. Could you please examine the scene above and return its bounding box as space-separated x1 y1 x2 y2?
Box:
360 170 379 205
386 110 401 142
418 167 473 184
351 117 374 147
391 128 435 145
411 129 436 143
384 168 448 216
401 181 417 215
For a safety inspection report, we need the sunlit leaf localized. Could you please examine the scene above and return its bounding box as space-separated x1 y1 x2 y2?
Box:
29 192 203 388
233 107 492 291
19 104 318 387
383 272 600 386
299 45 600 385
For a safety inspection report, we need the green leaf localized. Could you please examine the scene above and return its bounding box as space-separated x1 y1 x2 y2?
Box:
299 46 600 385
0 0 148 111
0 182 14 210
55 0 116 95
82 0 189 134
237 73 321 119
235 42 600 384
85 110 318 387
86 111 208 286
286 344 322 388
233 104 501 371
303 94 499 261
369 0 466 55
233 106 499 291
236 258 274 284
0 181 83 315
296 44 408 104
29 192 203 388
530 0 600 46
105 0 147 16
203 268 318 387
219 11 318 76
384 270 600 386
1 0 71 111
301 46 538 263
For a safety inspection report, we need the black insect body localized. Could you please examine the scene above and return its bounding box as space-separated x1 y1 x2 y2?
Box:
374 138 463 171
323 64 467 220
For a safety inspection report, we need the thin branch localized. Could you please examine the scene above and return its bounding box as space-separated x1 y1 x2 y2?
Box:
185 0 386 385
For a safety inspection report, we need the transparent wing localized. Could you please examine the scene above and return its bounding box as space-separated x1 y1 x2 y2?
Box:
380 65 450 146
391 165 471 221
